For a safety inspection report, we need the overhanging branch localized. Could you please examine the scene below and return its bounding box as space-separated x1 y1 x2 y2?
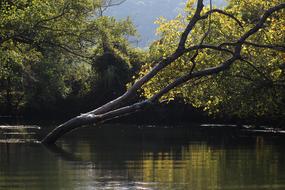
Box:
42 1 285 145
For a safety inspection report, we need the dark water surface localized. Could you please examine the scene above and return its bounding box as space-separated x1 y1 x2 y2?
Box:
1 124 285 190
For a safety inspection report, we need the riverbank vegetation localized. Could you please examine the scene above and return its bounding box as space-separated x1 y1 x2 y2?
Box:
0 0 284 128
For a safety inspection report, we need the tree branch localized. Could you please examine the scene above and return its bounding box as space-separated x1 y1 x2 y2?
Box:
200 9 243 28
244 41 285 52
178 0 204 50
86 0 206 115
33 3 69 28
42 2 285 145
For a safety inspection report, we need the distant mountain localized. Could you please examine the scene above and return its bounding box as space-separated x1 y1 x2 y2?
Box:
106 0 226 47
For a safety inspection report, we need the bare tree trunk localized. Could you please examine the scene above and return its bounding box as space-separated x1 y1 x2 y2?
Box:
42 1 285 145
5 76 12 114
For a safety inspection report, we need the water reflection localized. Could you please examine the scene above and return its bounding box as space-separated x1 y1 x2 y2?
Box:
1 125 285 190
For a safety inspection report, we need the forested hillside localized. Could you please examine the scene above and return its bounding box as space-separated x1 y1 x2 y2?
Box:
106 0 226 47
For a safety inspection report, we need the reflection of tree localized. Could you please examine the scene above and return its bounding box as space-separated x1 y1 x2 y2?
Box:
1 135 285 189
44 144 81 161
43 139 223 189
40 126 285 190
124 144 223 189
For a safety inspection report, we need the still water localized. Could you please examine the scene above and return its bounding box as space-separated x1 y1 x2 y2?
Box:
0 124 285 190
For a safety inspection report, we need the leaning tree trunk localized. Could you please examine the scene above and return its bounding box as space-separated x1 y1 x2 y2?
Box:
42 1 285 144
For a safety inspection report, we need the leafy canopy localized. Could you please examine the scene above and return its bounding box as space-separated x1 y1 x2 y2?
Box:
137 0 285 119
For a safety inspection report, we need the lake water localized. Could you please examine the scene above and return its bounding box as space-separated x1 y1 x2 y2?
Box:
0 124 285 190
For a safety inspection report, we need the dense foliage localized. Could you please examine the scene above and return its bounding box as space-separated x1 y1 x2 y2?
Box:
1 0 284 124
138 0 285 120
0 0 142 116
